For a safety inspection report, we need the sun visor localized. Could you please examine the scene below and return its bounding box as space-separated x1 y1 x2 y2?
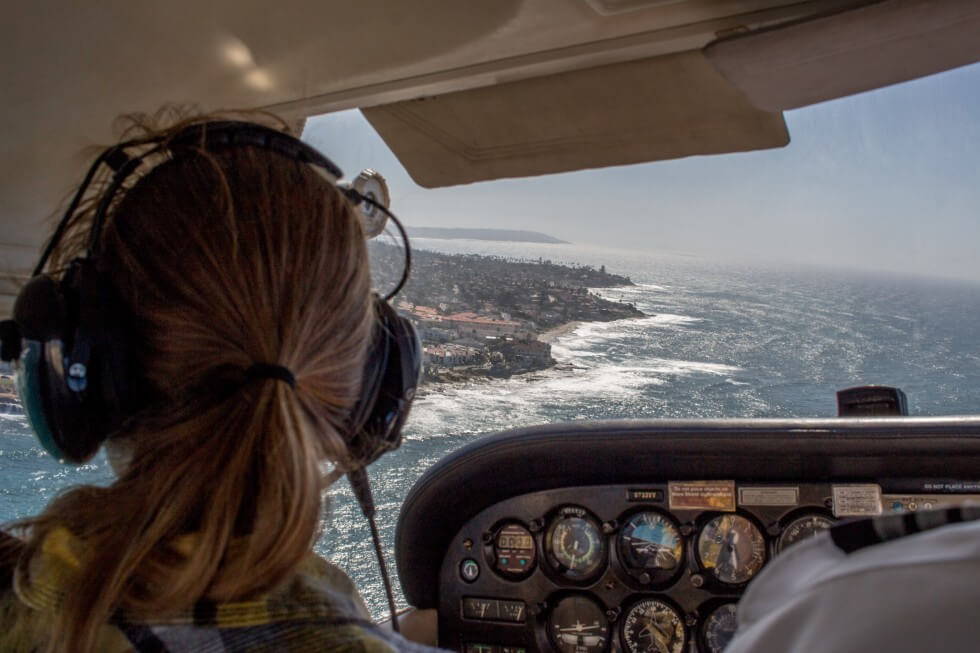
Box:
705 0 980 112
361 51 788 188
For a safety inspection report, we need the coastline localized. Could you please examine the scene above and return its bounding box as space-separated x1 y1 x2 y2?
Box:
0 394 21 415
1 373 20 414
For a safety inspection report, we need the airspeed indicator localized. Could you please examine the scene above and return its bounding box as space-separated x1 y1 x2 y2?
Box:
545 506 607 580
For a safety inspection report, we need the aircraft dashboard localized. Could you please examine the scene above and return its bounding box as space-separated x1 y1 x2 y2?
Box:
394 418 980 653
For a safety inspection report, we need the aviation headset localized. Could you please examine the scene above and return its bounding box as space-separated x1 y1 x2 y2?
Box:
0 120 422 468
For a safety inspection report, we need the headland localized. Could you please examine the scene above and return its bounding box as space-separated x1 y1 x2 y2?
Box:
370 243 645 386
407 227 568 244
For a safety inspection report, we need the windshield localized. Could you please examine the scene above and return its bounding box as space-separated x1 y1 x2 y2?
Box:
307 60 980 420
1 61 978 618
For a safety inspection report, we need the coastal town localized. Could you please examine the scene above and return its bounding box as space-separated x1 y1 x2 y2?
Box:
370 244 645 384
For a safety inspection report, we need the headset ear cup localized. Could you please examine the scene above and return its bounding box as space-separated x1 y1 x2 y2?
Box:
59 261 131 461
11 276 70 459
369 301 421 449
11 263 132 463
346 297 422 466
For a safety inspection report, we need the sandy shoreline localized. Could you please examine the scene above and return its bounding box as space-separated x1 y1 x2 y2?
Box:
537 321 582 344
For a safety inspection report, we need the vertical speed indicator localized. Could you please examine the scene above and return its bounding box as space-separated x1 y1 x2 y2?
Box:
700 602 738 653
776 514 834 553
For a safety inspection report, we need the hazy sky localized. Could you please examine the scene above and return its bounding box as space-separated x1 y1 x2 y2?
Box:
304 62 980 281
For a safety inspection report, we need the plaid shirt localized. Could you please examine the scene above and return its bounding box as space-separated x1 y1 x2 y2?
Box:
1 528 443 652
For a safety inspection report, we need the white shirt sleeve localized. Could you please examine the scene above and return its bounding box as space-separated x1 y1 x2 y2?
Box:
726 519 980 653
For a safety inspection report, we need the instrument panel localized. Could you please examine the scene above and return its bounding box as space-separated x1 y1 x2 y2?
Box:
393 418 980 653
438 481 980 653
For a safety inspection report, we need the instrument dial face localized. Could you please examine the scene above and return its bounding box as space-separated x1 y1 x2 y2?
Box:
696 514 766 585
776 514 834 553
618 511 683 585
546 507 606 580
621 599 686 653
493 523 536 578
701 603 738 653
548 595 610 653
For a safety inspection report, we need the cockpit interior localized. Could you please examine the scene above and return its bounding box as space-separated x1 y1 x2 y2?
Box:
3 1 980 652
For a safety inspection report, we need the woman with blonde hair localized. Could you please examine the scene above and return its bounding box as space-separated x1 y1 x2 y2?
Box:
0 113 436 652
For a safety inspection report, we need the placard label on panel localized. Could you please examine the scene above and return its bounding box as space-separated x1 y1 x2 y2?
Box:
832 484 882 517
738 486 799 507
882 494 980 512
669 480 736 511
627 489 665 502
921 482 980 492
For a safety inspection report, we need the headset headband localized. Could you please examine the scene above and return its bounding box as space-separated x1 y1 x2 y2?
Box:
34 121 411 300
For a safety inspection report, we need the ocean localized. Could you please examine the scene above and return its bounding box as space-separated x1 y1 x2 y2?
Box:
3 239 980 617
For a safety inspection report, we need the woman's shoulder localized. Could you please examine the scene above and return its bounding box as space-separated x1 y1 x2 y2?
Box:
0 529 132 653
0 530 28 647
0 532 443 652
119 552 444 652
0 530 33 653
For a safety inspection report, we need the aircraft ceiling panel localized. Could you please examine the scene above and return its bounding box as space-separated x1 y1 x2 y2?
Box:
706 0 980 111
362 51 789 187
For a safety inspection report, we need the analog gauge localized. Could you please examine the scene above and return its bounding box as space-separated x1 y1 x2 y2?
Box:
545 507 606 580
621 598 686 653
548 595 610 653
617 511 683 585
493 523 536 578
776 514 834 553
696 514 766 585
701 603 738 653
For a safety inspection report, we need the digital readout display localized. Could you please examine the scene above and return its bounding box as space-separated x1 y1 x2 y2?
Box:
498 534 533 549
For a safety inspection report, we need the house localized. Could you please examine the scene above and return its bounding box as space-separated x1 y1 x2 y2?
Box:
443 312 523 339
423 343 483 368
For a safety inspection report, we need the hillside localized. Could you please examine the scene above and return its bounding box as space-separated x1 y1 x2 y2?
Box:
407 227 568 244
